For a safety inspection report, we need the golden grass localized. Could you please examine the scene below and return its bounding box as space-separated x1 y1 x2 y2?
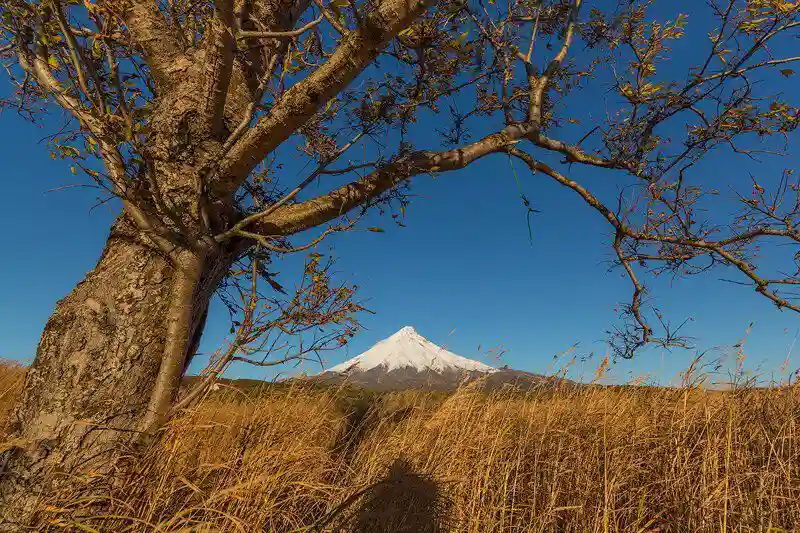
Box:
1 360 800 531
0 360 25 437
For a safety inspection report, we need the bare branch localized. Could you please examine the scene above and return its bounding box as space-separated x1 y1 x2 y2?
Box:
238 15 323 39
312 0 347 35
506 148 800 318
51 0 102 112
528 0 582 123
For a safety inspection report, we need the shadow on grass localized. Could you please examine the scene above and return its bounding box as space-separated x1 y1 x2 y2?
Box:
347 457 451 533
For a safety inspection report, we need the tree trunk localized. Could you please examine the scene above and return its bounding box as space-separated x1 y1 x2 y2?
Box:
0 215 234 527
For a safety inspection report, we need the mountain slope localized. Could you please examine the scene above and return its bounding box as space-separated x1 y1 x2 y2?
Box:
307 326 555 391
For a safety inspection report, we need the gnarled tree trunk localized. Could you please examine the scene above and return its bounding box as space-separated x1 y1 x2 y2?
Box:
0 0 434 526
0 215 235 527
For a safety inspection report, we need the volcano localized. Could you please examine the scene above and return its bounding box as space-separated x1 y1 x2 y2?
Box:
309 326 553 391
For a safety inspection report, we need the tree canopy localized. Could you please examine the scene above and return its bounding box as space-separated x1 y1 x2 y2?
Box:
1 0 799 360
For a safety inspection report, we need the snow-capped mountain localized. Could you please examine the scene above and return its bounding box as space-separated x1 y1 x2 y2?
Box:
307 326 555 391
327 326 495 374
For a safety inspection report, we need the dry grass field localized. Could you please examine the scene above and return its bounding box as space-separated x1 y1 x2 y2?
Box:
1 360 799 532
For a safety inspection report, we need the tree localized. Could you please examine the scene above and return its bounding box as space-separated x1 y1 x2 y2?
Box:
0 0 798 524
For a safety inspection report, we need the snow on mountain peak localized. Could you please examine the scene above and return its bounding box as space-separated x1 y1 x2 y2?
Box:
326 326 495 374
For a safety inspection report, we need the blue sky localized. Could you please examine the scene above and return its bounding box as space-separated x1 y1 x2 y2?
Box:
1 2 798 385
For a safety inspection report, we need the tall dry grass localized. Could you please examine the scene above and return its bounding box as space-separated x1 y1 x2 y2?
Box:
0 360 25 436
1 360 799 531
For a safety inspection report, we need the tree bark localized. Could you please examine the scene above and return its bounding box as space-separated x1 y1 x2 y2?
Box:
0 215 234 527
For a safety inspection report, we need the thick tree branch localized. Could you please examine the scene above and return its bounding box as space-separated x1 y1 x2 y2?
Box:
140 251 204 435
201 0 236 138
528 132 620 168
241 124 533 237
216 0 434 193
216 130 365 241
116 0 187 88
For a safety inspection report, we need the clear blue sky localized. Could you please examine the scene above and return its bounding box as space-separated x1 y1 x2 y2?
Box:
1 3 798 385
